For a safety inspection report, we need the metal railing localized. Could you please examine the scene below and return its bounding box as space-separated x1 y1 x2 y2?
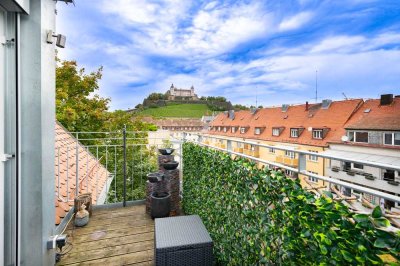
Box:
184 133 400 203
55 129 182 207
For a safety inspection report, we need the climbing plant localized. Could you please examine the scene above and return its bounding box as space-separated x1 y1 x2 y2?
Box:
182 143 400 265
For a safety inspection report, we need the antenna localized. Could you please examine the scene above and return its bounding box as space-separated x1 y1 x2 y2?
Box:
342 92 348 100
315 70 318 103
255 86 258 108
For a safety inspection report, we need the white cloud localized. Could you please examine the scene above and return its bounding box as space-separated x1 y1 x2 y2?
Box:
279 12 313 31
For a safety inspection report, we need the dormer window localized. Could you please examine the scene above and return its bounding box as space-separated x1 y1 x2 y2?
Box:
254 127 265 135
312 129 323 139
218 126 221 132
272 128 280 136
290 128 299 138
223 127 227 133
240 127 247 134
231 127 236 133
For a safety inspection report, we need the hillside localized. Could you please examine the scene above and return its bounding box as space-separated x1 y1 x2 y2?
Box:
138 103 213 118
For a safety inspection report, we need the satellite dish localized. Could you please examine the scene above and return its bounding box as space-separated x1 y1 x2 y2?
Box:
308 127 313 132
341 135 349 142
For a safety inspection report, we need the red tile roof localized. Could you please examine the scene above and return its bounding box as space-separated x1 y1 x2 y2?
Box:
209 99 364 147
344 98 400 130
55 122 110 225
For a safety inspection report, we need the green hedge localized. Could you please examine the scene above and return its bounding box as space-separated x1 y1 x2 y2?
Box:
182 143 400 265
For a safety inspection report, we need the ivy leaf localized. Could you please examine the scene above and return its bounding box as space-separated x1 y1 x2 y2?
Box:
371 206 383 218
340 250 354 262
374 238 392 249
372 217 390 228
353 214 369 223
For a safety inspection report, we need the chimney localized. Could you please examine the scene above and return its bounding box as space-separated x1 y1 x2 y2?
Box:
228 110 235 120
250 108 257 115
380 94 394 105
305 101 309 111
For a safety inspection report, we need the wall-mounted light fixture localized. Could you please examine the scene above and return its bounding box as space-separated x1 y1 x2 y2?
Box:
46 31 66 48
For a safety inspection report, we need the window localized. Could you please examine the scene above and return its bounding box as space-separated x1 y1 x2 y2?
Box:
285 150 295 159
223 127 227 133
285 169 293 176
312 130 323 139
231 127 236 133
240 127 246 134
383 170 395 181
384 132 400 146
272 128 280 136
290 128 299 138
218 126 221 132
308 150 318 162
348 131 369 143
308 171 318 182
353 163 364 169
269 147 275 153
255 128 261 135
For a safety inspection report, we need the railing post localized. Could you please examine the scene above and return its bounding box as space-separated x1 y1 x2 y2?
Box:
123 126 127 207
75 133 79 197
298 152 307 178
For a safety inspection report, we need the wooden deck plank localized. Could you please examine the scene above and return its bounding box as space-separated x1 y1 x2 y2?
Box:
59 240 153 265
65 250 154 266
58 204 154 266
67 232 154 254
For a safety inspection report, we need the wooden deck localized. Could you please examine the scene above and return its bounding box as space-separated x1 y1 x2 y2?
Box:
57 204 154 266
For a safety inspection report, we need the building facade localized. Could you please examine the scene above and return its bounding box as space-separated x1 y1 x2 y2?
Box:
323 95 400 211
167 83 198 100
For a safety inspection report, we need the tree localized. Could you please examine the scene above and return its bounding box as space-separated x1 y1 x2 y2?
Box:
56 59 110 133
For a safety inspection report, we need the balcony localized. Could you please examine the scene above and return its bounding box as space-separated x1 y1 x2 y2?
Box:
326 166 400 194
243 148 259 157
233 147 243 153
46 132 400 265
276 155 298 167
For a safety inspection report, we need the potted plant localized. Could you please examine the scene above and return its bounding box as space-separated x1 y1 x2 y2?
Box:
151 192 171 219
159 140 174 155
346 170 355 176
331 166 340 172
74 204 89 227
388 180 399 186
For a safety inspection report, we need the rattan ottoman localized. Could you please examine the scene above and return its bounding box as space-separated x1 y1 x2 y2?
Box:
155 215 213 266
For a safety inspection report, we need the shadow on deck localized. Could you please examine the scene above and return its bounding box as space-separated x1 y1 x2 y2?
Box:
57 204 154 266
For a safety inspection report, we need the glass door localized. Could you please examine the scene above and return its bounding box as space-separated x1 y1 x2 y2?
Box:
0 7 5 265
1 6 18 266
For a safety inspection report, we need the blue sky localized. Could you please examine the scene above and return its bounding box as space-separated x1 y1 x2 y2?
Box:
57 0 400 110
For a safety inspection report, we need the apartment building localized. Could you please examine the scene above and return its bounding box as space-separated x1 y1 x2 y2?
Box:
206 99 364 191
324 94 400 211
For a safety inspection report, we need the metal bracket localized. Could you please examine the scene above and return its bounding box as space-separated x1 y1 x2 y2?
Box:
0 37 15 46
0 154 15 162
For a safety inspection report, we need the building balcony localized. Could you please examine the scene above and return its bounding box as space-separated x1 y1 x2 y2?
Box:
326 167 400 194
243 149 259 158
233 147 244 153
276 155 298 167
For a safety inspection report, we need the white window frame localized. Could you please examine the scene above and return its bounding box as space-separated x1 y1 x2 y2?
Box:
308 150 318 162
272 128 280 136
255 128 261 135
312 129 323 139
285 150 295 159
218 126 221 132
290 128 299 138
348 130 369 143
223 127 227 133
240 127 246 134
231 127 236 133
285 169 293 176
384 132 400 146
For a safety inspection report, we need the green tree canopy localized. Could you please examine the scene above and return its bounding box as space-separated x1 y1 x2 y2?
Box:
56 59 110 132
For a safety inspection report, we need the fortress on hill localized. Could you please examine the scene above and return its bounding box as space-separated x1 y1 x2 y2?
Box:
166 84 198 100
